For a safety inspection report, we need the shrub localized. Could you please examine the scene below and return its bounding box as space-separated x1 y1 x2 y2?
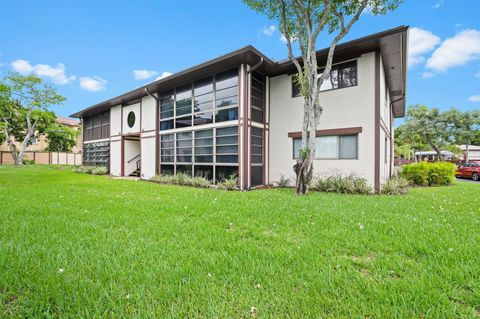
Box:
352 177 374 195
150 173 211 189
73 166 108 175
190 177 212 188
218 175 238 191
275 175 291 188
90 167 108 175
73 166 91 174
381 177 410 195
401 162 455 186
313 174 372 195
22 159 35 165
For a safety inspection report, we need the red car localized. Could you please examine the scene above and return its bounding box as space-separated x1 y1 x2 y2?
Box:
456 161 480 181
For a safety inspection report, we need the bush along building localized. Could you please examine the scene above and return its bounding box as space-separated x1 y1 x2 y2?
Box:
71 26 408 191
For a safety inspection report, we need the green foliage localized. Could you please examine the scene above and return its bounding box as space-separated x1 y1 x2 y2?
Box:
275 175 291 188
443 108 480 146
0 72 65 163
400 106 480 157
381 177 410 195
218 174 239 191
46 124 79 152
313 175 373 195
401 162 456 186
401 105 451 155
73 166 108 175
150 173 211 189
22 159 35 165
299 147 310 160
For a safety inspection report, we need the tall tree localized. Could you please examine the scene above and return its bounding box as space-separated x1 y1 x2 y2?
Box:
46 124 80 152
243 0 401 194
444 108 480 161
0 72 65 165
402 105 454 159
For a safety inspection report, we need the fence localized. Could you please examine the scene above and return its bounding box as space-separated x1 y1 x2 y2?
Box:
0 151 82 166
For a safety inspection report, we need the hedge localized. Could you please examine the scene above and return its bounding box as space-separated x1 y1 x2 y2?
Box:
401 162 456 186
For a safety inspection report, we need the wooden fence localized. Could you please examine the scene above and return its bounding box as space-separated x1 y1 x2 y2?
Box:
0 151 82 166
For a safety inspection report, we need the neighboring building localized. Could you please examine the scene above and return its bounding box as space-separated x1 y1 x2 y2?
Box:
0 116 82 153
458 144 480 161
71 26 408 191
414 150 455 162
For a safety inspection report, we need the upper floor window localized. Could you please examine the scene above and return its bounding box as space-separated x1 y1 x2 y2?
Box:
292 60 357 97
83 110 110 141
159 68 239 131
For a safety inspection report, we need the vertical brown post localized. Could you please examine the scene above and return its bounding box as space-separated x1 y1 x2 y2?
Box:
0 151 3 165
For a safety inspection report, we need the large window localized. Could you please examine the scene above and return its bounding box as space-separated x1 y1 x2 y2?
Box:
159 90 174 131
159 68 239 131
292 60 357 97
159 126 238 182
83 111 110 141
250 126 264 186
250 71 265 123
293 135 358 159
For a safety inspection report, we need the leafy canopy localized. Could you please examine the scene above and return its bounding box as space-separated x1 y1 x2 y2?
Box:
46 124 80 152
0 72 65 155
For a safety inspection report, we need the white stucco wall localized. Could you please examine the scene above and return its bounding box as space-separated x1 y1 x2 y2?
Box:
110 140 122 176
122 103 141 134
110 105 122 136
141 137 156 179
379 55 393 183
141 95 157 132
268 52 377 186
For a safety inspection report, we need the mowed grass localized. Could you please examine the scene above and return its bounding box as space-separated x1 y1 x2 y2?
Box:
0 165 479 318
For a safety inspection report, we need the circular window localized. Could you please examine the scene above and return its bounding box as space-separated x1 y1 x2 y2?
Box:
127 111 135 128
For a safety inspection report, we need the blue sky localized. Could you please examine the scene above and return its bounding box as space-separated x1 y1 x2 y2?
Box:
1 0 479 124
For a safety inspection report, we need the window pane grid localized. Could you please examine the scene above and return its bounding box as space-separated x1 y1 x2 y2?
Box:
292 134 358 159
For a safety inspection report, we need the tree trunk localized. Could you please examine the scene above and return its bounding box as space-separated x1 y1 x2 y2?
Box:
430 143 442 161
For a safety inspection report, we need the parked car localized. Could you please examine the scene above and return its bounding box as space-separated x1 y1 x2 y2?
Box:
456 161 480 181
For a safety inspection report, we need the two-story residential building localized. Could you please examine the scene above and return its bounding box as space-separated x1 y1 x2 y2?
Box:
71 26 408 191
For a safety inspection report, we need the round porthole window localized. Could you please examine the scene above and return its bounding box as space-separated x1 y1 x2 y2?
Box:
127 111 135 128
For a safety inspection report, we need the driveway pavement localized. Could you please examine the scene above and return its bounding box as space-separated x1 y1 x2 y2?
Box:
456 178 480 183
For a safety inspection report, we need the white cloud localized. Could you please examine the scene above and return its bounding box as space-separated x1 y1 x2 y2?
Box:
427 29 480 72
79 76 107 92
422 72 435 79
11 59 75 84
262 25 275 36
155 71 173 81
431 0 443 9
468 95 480 102
133 69 158 80
408 27 441 67
279 33 297 44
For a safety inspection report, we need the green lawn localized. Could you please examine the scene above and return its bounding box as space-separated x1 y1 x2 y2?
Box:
0 165 479 318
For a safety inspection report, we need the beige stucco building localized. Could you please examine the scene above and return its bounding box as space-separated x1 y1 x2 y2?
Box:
72 26 408 191
0 116 82 153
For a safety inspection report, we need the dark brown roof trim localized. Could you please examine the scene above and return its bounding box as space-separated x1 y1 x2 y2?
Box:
287 126 362 138
71 26 408 119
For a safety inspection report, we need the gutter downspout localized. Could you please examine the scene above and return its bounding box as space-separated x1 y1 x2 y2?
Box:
145 87 160 176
